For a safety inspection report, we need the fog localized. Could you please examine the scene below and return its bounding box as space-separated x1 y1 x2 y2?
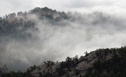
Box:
0 12 126 71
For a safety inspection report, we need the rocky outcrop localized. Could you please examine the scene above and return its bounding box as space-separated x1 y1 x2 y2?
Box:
31 50 115 77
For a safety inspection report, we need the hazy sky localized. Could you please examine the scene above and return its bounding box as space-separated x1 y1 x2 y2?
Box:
0 0 126 16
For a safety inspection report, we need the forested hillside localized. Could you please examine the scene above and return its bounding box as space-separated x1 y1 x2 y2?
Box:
1 47 126 77
0 7 69 40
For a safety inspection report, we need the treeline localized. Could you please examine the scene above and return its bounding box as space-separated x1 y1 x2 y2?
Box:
32 46 126 77
1 11 27 20
0 65 36 77
0 7 68 20
1 46 126 77
84 46 126 77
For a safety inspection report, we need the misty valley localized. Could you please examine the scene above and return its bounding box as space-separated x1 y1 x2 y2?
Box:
0 7 126 77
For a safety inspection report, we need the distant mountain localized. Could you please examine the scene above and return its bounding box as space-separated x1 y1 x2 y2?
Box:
0 7 70 40
1 7 69 21
0 7 108 40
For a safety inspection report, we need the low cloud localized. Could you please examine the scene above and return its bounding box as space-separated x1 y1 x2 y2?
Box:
0 12 126 71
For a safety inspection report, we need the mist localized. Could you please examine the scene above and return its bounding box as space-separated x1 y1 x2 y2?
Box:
0 12 126 71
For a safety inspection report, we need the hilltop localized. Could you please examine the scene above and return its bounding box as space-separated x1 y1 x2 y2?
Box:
30 47 126 77
0 7 69 39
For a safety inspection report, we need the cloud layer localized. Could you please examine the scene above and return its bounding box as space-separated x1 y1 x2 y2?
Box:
0 12 126 71
0 0 126 72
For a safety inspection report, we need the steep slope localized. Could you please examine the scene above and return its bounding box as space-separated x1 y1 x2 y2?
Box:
30 47 126 77
0 47 126 77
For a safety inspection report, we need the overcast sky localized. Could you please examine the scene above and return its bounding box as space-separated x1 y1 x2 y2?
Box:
0 0 126 17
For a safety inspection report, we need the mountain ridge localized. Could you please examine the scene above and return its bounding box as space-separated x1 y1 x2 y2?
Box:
1 46 126 77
